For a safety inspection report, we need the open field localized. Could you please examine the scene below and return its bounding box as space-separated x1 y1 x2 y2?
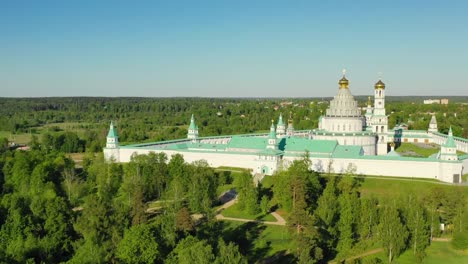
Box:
0 131 32 145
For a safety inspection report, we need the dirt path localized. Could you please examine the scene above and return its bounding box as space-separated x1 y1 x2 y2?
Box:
432 237 452 242
328 248 383 264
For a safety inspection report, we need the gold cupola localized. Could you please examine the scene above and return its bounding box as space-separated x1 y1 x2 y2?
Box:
338 69 349 89
339 76 349 89
374 79 385 90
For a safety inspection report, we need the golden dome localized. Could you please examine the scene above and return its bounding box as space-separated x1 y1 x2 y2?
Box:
374 79 385 90
339 76 349 89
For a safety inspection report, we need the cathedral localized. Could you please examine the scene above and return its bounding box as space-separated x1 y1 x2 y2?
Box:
104 74 468 183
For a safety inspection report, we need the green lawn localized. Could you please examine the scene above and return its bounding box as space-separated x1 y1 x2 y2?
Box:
395 143 440 157
218 221 293 261
221 203 277 222
358 177 468 204
0 131 32 145
361 241 468 264
258 225 292 254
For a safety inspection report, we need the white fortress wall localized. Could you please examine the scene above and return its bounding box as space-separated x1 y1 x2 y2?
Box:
117 147 278 175
283 156 462 183
432 133 468 153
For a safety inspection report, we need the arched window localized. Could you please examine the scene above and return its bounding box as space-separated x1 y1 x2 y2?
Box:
381 126 384 133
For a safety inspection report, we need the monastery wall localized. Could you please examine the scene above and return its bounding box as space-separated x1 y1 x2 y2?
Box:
116 148 278 175
283 156 463 183
432 133 468 153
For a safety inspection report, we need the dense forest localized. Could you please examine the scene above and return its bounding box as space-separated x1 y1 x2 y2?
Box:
0 146 467 263
0 97 467 151
0 97 467 263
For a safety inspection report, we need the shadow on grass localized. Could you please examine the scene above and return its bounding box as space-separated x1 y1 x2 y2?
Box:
258 250 296 264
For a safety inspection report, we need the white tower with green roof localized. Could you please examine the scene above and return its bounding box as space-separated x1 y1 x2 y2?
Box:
276 114 286 138
104 121 120 161
440 127 458 161
267 120 278 150
187 114 199 143
106 121 119 148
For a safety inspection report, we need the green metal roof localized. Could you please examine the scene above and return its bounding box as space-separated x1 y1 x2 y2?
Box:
228 136 267 150
269 122 276 139
332 145 363 158
188 114 198 130
443 127 457 148
107 122 118 138
277 114 285 126
283 137 338 153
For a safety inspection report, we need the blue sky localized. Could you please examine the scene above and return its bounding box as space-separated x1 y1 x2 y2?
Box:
0 1 467 97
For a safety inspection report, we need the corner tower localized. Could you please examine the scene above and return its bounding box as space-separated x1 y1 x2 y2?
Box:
187 114 199 143
440 127 458 161
104 121 120 161
106 121 119 148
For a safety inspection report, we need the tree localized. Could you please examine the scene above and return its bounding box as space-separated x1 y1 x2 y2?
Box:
116 225 159 264
423 187 446 240
187 160 218 215
214 239 247 264
315 176 339 245
166 236 214 264
336 191 359 253
260 195 270 215
406 202 430 262
358 197 379 240
235 171 259 214
378 203 408 263
175 207 194 233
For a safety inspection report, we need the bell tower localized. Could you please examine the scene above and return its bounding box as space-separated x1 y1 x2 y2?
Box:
373 78 388 155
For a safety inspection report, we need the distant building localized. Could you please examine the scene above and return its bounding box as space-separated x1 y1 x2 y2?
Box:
105 74 468 184
424 99 441 104
423 98 449 105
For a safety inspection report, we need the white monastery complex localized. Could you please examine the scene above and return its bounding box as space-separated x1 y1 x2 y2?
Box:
104 74 468 183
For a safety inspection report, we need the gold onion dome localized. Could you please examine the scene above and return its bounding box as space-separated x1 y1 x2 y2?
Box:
339 76 349 89
375 79 385 90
